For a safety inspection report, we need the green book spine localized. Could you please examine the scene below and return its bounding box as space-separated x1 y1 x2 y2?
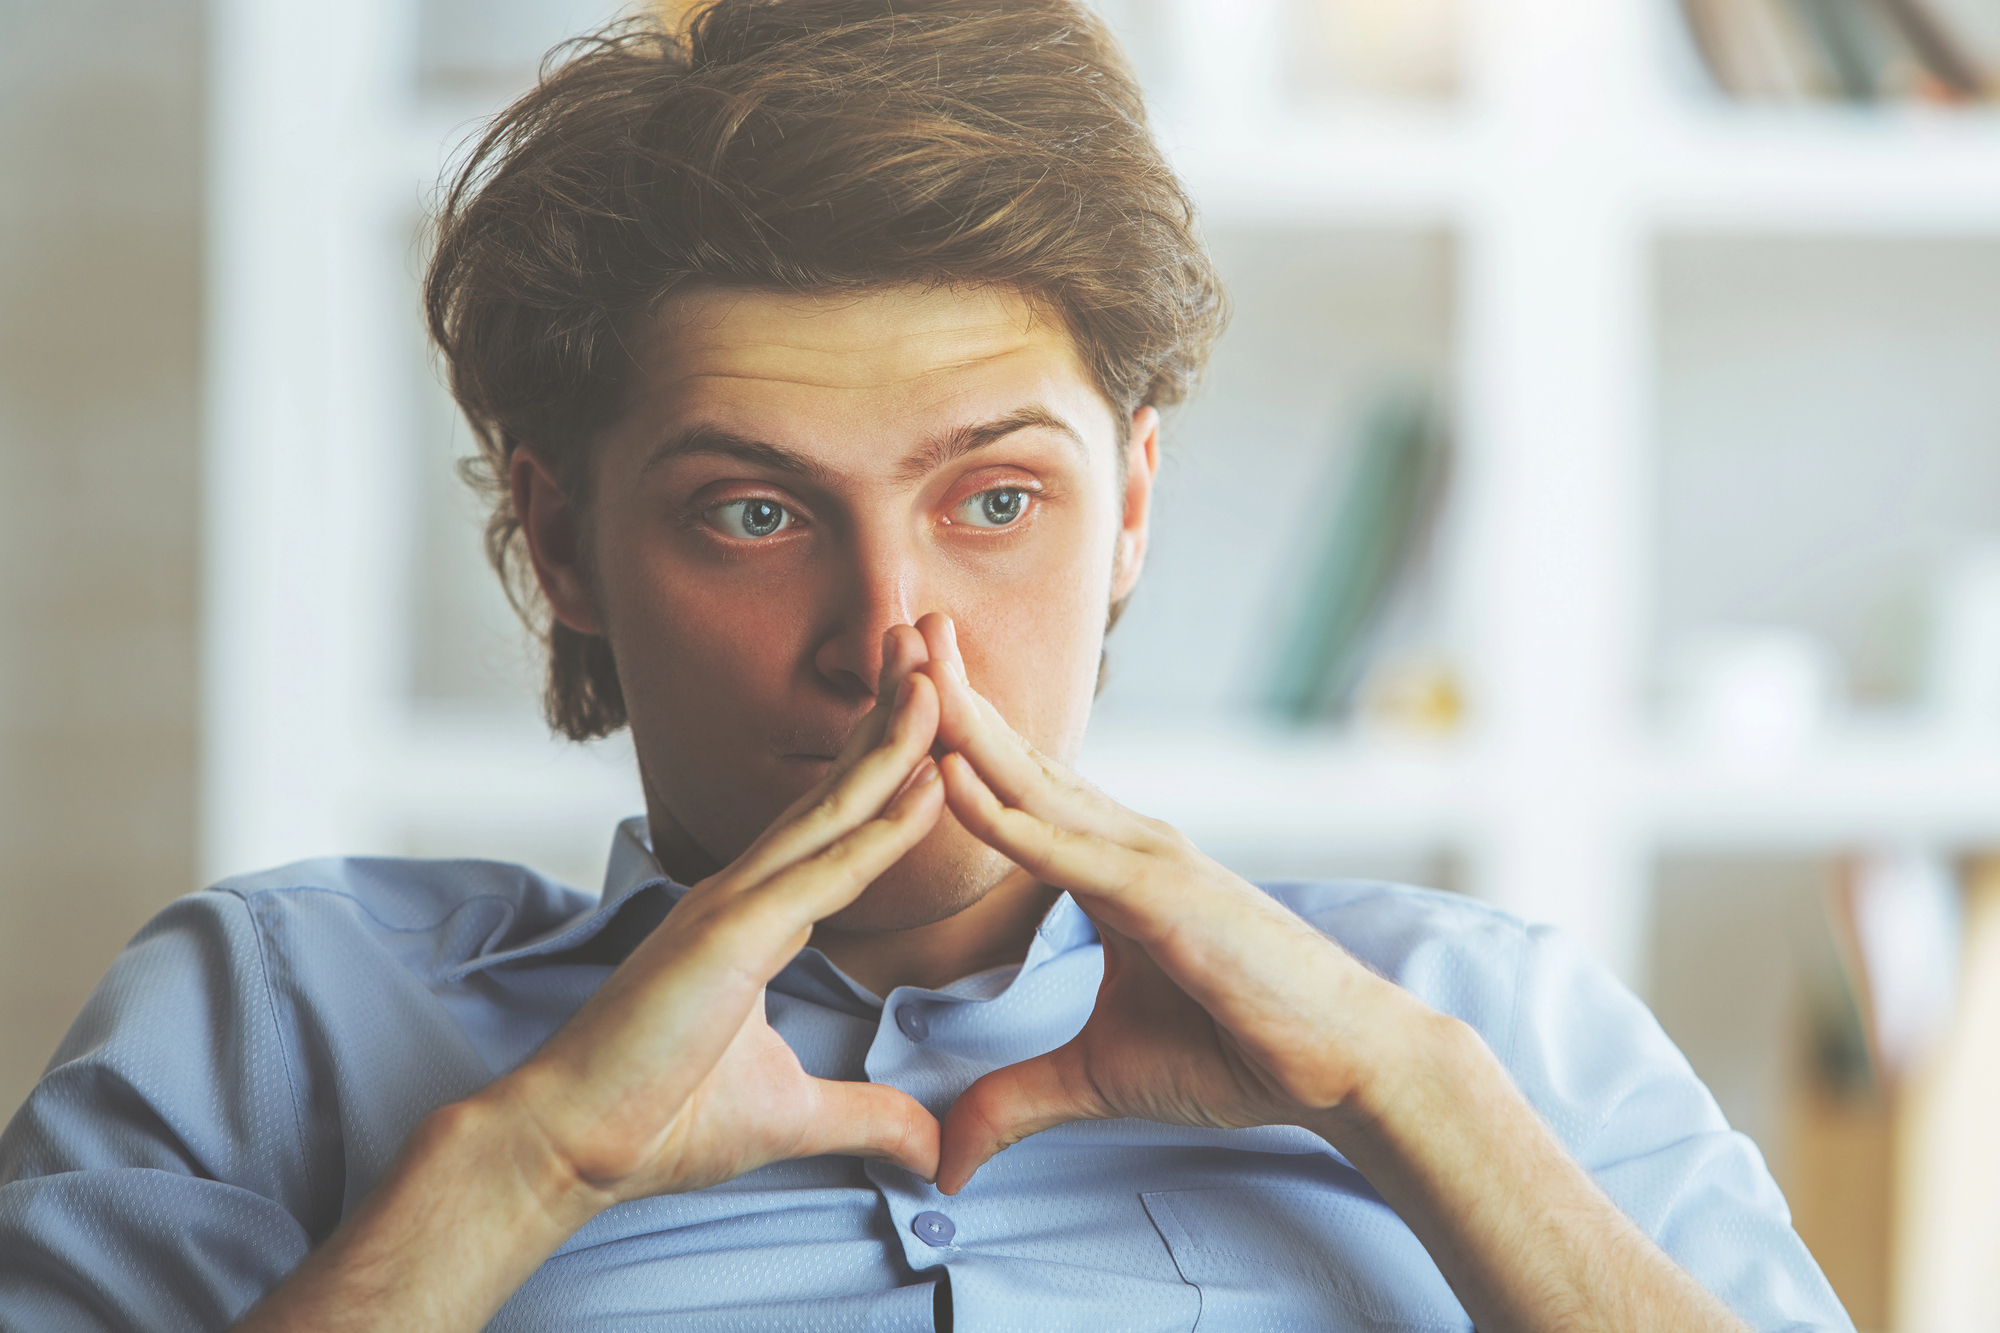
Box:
1266 385 1450 725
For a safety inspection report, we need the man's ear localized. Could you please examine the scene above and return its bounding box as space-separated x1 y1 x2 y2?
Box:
1110 406 1160 601
510 446 603 635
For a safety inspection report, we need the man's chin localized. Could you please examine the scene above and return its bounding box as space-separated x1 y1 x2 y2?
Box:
812 830 1016 934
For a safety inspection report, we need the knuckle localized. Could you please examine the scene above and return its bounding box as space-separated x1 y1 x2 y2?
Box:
802 827 892 889
806 785 851 827
1119 858 1163 905
819 825 878 866
1019 822 1069 880
702 902 785 959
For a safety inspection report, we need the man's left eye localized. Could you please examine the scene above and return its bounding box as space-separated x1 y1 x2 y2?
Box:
710 498 796 539
954 487 1031 529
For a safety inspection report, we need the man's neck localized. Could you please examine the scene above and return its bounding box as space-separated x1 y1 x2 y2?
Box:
807 868 1062 997
641 803 1061 997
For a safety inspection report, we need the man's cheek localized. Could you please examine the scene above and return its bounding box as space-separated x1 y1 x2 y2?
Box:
1004 589 1104 730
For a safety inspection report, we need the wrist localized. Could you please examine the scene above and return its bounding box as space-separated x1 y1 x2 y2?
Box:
231 1083 614 1332
1290 989 1747 1332
1301 982 1488 1156
449 1073 620 1239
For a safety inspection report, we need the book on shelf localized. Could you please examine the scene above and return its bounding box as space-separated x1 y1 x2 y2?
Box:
1677 0 1993 102
1264 383 1451 726
1877 0 1991 92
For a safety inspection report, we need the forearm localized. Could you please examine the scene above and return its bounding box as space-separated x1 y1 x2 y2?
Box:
1311 994 1750 1333
233 1085 607 1333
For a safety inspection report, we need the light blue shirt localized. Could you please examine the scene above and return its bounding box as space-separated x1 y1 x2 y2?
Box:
0 817 1851 1331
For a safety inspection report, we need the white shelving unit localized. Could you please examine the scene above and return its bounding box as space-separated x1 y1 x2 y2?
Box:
206 0 2000 985
1091 0 2000 983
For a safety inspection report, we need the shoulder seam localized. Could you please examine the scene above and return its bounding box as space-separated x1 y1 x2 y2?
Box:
228 882 525 941
1260 878 1527 927
232 892 314 1180
1501 921 1536 1074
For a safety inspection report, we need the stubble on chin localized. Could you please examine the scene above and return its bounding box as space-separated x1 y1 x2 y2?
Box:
814 831 1018 934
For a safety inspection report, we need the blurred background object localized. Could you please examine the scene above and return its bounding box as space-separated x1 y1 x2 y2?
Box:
1263 385 1453 726
6 0 2000 1324
1290 0 1465 102
1677 0 1998 102
0 0 204 1174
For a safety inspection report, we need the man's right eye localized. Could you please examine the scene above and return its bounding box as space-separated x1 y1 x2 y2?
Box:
710 499 796 539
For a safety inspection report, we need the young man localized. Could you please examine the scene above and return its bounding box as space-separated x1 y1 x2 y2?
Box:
0 2 1850 1330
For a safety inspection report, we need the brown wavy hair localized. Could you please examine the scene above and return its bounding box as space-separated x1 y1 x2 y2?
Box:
425 0 1225 739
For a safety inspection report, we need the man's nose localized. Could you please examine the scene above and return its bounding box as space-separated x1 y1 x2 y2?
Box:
811 531 923 698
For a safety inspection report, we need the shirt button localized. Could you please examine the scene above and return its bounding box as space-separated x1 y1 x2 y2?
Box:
895 1005 930 1042
912 1210 956 1247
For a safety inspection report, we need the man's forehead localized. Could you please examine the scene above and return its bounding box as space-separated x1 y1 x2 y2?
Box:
640 283 1087 396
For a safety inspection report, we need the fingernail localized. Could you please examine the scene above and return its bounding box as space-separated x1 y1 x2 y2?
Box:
892 758 939 805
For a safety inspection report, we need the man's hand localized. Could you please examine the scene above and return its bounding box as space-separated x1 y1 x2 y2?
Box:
494 662 947 1204
908 613 1398 1192
910 613 1751 1333
236 641 947 1332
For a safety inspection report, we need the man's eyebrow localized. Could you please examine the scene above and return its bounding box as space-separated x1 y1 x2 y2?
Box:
893 407 1086 484
639 406 1087 487
639 425 839 487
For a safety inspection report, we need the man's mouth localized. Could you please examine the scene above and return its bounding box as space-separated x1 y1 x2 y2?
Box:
773 726 856 766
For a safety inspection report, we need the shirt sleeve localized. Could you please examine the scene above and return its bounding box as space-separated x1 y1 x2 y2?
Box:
0 890 320 1331
1502 921 1856 1333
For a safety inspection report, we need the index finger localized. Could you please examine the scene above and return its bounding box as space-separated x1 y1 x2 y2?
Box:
723 669 943 892
821 625 935 783
913 641 1130 843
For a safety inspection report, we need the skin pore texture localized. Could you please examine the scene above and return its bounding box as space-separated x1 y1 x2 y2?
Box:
232 283 1756 1333
522 283 1149 994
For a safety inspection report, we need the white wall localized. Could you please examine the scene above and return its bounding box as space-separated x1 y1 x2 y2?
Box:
0 0 206 1118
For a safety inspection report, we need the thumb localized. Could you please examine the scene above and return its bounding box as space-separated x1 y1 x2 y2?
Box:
937 1046 1106 1195
794 1078 942 1182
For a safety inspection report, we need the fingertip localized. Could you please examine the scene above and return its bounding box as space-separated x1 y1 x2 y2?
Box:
932 1145 970 1196
889 753 938 800
877 624 931 709
913 613 964 681
908 671 943 734
901 1148 943 1187
938 615 963 675
937 751 998 818
889 761 946 830
921 664 977 752
878 627 897 699
935 748 967 790
888 670 939 743
934 1149 988 1197
897 756 942 803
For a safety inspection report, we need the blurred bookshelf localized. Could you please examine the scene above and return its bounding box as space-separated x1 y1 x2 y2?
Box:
206 0 2000 1321
1673 0 1999 104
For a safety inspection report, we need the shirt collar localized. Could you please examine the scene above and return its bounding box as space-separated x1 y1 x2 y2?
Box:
444 817 678 981
449 815 1099 992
